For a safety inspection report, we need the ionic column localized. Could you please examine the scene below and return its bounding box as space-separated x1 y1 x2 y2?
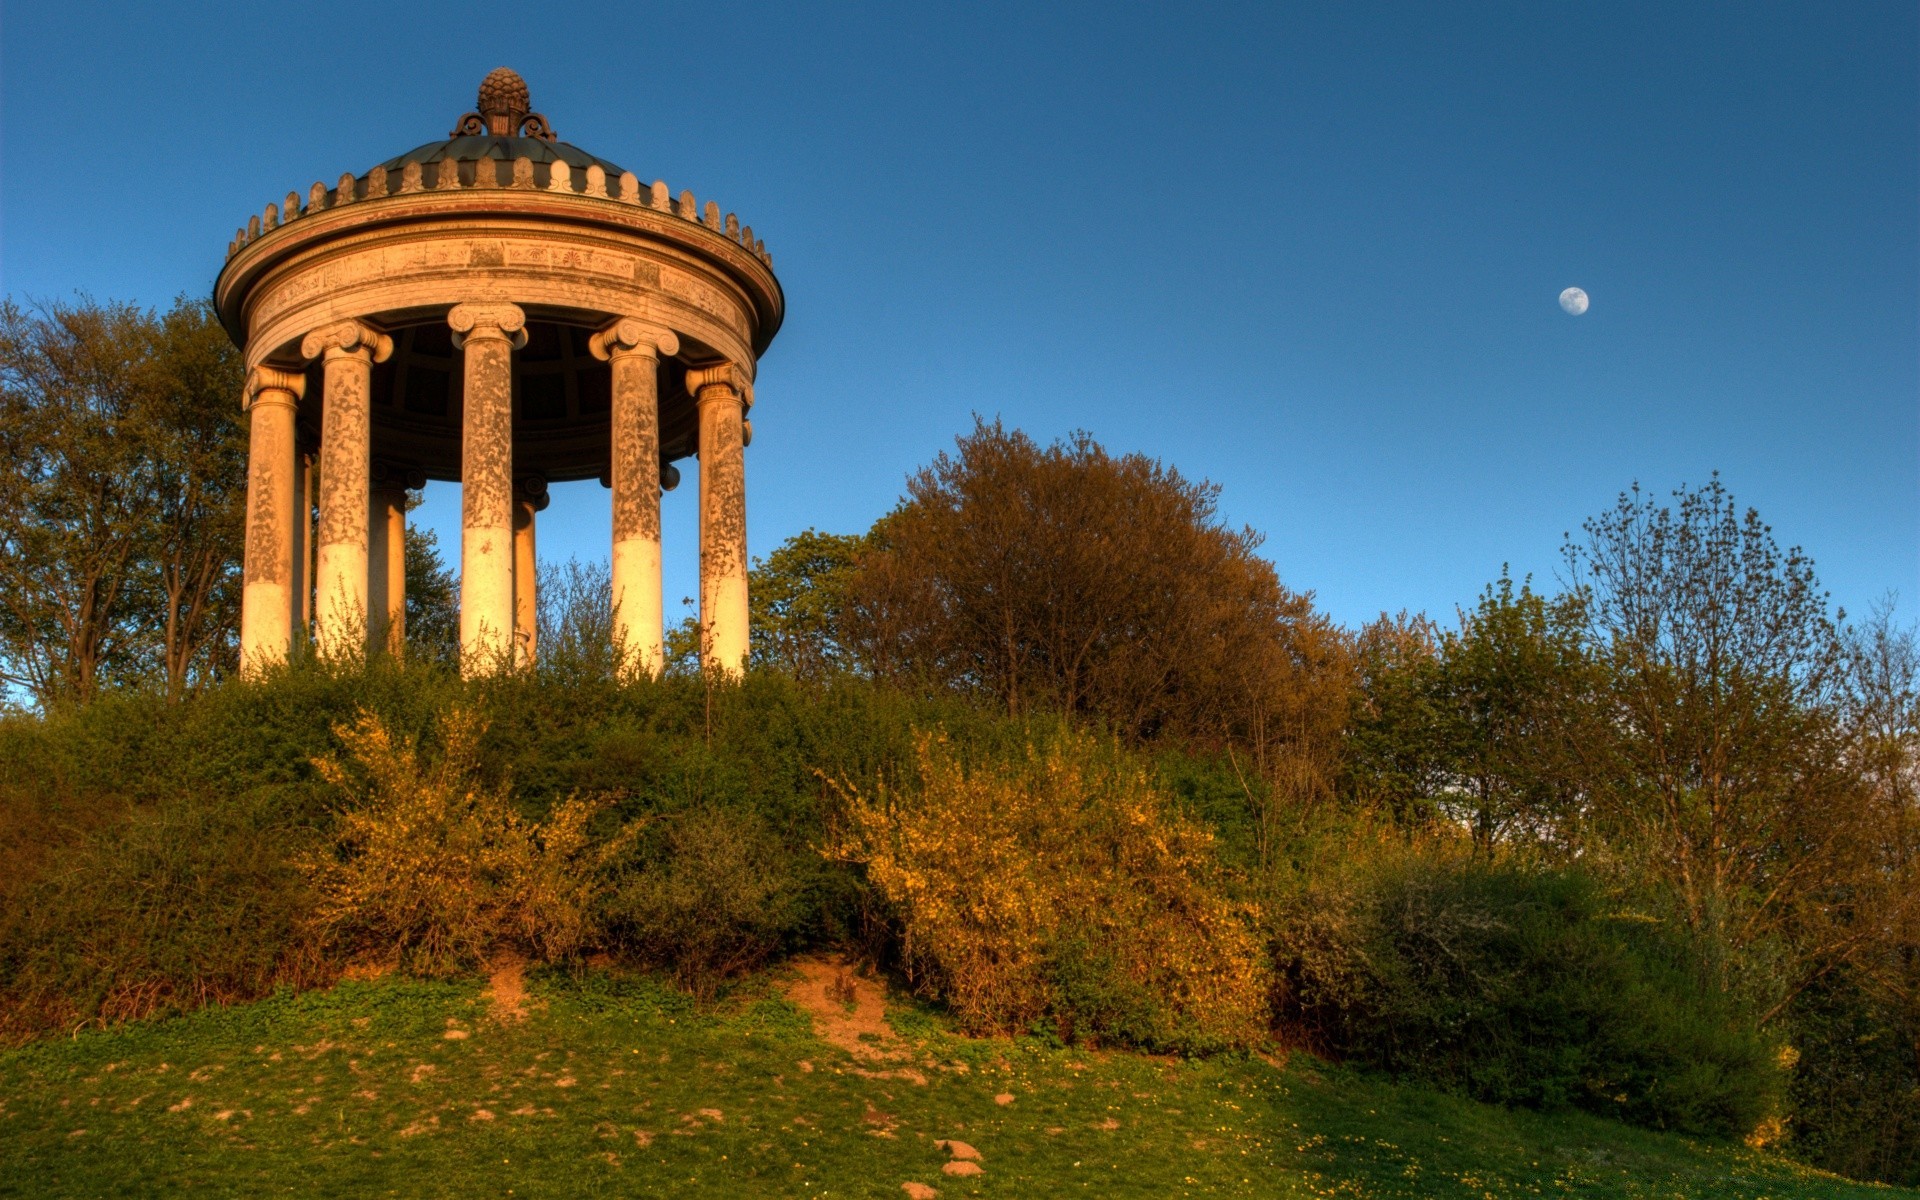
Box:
238 365 307 673
448 302 526 675
300 320 392 660
686 362 752 677
368 480 408 656
512 477 549 668
589 318 679 679
293 447 313 641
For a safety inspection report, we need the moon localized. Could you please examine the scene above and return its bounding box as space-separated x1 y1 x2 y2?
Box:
1559 287 1590 316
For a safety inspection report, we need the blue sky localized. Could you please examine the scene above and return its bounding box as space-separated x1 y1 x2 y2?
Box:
3 1 1914 630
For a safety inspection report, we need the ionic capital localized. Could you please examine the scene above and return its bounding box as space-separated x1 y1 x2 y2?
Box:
588 317 679 363
299 319 393 364
244 364 308 411
447 302 529 350
684 361 754 409
372 460 427 491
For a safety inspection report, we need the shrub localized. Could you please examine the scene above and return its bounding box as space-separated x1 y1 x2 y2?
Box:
1268 842 1777 1137
0 785 326 1043
602 807 805 996
302 706 637 976
0 662 1041 1039
1784 971 1920 1185
830 727 1266 1054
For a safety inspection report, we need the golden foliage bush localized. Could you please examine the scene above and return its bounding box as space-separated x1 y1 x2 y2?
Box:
303 707 636 977
829 728 1265 1052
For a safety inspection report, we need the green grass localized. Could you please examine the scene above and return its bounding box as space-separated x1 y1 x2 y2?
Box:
0 970 1901 1199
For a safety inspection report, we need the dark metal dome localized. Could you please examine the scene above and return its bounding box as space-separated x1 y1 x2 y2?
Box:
374 136 629 184
383 68 626 182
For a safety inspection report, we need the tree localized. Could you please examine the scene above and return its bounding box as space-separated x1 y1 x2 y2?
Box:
1839 601 1920 1066
845 418 1351 760
403 520 460 667
747 529 869 679
1347 577 1598 850
1564 476 1864 991
138 302 247 699
536 556 616 679
1345 610 1447 823
0 296 246 706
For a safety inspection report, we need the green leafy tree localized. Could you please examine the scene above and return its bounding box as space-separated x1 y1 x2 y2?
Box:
139 302 247 699
403 518 460 667
747 528 869 679
1348 579 1598 851
0 296 243 706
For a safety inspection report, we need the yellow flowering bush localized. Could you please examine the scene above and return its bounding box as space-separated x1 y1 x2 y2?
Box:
829 728 1266 1052
303 707 637 977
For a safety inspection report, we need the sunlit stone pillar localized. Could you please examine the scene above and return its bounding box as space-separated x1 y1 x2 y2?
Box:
686 362 751 677
300 320 392 660
448 302 526 675
239 365 307 673
590 318 679 680
512 478 547 669
293 448 313 642
368 481 408 655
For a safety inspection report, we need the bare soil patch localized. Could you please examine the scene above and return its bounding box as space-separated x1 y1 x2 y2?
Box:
485 955 530 1023
781 957 900 1060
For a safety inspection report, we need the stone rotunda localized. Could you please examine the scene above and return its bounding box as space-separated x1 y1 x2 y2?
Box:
218 68 782 677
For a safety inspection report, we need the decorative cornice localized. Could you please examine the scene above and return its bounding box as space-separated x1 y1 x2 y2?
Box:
224 163 774 272
446 302 529 350
243 365 307 411
588 318 680 362
299 319 393 364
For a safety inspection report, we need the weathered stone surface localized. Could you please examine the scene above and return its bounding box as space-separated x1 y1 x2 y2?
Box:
450 302 525 675
368 486 407 655
590 319 679 679
220 71 783 676
513 496 538 667
688 363 751 676
238 367 307 672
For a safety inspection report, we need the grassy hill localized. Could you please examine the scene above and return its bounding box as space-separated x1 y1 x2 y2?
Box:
1 964 1898 1200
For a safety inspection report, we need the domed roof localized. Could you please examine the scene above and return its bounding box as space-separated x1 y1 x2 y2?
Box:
375 135 628 182
378 67 628 182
